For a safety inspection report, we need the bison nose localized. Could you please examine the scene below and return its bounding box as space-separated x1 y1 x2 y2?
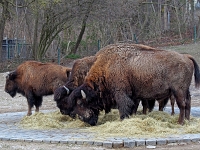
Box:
60 110 65 115
78 116 84 121
69 113 76 119
89 120 97 126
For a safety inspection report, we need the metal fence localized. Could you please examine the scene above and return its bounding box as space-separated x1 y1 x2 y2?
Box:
2 39 32 61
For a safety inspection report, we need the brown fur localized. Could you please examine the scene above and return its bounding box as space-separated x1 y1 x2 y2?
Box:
4 61 71 115
67 56 96 88
65 43 200 125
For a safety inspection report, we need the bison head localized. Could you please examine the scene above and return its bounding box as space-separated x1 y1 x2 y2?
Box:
55 83 101 126
4 71 18 97
54 79 78 102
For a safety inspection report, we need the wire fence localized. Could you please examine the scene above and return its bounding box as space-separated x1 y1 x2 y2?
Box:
1 39 32 61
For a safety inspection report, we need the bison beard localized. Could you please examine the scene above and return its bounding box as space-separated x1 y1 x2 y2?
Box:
55 43 200 126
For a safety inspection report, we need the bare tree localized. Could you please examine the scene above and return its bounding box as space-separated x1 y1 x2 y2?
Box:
1 0 197 62
70 0 95 55
0 0 10 62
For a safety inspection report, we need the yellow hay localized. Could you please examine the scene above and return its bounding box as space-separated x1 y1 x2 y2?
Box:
19 109 200 138
19 111 90 129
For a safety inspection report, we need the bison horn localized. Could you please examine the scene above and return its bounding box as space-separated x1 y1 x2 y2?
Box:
81 90 86 99
5 72 10 79
63 86 70 95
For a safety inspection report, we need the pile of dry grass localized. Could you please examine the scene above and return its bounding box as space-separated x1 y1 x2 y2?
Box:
19 111 90 129
19 110 200 138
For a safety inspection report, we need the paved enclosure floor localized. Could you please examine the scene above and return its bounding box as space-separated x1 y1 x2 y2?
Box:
1 71 200 148
0 107 200 148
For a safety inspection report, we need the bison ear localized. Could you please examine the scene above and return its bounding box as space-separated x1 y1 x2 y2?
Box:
7 71 17 80
81 90 86 99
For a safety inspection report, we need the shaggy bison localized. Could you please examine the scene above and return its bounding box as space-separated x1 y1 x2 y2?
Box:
54 55 153 115
55 43 200 126
4 61 71 116
54 56 96 104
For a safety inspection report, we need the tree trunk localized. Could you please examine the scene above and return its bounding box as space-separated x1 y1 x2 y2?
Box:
164 0 168 31
32 2 39 60
173 0 182 39
70 0 95 55
197 16 200 38
70 15 88 55
191 0 195 28
0 0 9 62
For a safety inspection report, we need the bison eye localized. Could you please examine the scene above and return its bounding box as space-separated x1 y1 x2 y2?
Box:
77 100 85 108
77 100 82 105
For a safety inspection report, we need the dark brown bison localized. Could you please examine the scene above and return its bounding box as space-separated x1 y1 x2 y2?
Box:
55 44 200 126
54 56 96 104
54 55 159 115
4 61 71 116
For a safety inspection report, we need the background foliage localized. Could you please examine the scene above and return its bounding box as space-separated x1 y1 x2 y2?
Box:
0 0 199 62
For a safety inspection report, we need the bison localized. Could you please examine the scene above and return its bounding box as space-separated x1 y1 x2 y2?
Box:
4 61 71 116
54 55 153 115
55 43 200 126
54 56 96 104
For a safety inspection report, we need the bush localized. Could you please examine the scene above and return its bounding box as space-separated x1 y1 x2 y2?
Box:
65 54 81 59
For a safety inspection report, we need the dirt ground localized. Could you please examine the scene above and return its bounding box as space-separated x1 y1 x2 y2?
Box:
1 42 200 149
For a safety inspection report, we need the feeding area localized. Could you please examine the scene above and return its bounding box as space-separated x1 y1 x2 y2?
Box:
19 109 200 139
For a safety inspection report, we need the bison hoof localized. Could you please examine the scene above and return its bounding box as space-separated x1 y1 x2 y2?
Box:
120 114 129 120
27 113 32 116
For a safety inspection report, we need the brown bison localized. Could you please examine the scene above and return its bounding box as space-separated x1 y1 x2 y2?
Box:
54 56 96 104
55 43 200 126
4 61 71 116
54 55 154 115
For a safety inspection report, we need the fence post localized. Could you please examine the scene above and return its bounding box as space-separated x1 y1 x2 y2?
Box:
98 40 101 50
5 39 9 59
134 34 138 44
194 25 197 43
58 48 60 65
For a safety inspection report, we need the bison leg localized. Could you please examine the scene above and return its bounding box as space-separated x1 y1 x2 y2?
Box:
141 100 148 114
158 98 168 111
185 90 191 120
133 99 140 114
174 91 186 125
147 99 156 112
34 96 43 113
35 107 39 112
27 102 32 116
158 95 175 115
170 94 176 115
25 90 35 116
114 92 135 120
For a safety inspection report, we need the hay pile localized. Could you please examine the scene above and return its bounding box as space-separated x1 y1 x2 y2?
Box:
19 111 90 129
19 110 200 138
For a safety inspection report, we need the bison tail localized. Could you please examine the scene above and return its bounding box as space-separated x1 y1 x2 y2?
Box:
189 56 200 88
